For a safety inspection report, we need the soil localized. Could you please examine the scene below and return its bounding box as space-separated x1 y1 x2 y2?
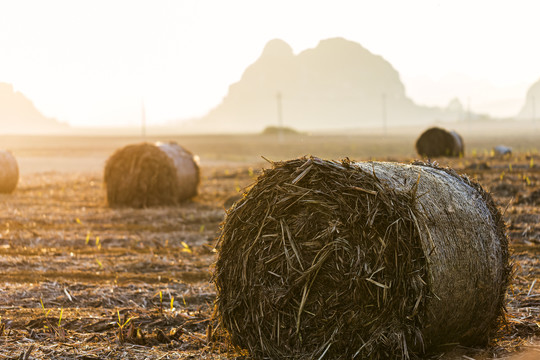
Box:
0 136 539 359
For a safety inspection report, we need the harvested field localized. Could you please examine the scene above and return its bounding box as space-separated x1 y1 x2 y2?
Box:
0 134 539 359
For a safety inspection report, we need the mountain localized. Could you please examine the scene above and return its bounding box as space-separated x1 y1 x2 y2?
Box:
0 83 69 134
517 78 540 120
190 38 462 133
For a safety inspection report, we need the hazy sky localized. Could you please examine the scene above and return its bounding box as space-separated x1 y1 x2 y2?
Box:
1 0 539 127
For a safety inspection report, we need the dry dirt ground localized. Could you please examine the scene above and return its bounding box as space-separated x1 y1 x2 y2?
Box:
0 134 539 359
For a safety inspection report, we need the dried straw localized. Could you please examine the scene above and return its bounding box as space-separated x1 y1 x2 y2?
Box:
213 157 510 359
0 150 19 193
104 142 199 208
416 127 464 158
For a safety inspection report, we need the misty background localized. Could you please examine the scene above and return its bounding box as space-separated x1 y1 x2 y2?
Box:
1 0 540 134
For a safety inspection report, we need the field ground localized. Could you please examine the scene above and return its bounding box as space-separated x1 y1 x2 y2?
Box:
0 133 539 359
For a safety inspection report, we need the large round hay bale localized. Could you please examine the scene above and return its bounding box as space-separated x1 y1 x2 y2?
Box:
416 127 464 157
0 150 19 193
104 142 199 208
214 157 510 359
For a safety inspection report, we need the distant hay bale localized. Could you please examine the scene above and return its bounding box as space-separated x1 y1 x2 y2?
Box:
214 157 510 359
416 127 464 157
0 150 19 194
261 126 302 136
104 142 199 208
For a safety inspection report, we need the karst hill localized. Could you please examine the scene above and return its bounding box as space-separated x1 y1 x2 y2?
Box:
194 37 462 132
0 82 68 134
517 77 540 120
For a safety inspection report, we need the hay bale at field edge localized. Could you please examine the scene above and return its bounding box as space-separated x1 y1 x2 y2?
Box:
416 127 464 158
0 150 19 193
104 142 199 208
213 157 510 359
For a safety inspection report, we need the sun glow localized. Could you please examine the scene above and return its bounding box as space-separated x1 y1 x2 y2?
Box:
1 0 539 127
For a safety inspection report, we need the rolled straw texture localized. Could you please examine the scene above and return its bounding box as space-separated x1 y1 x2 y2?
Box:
214 157 510 359
104 142 199 208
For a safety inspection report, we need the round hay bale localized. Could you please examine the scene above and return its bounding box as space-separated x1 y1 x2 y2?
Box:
0 150 19 193
104 142 199 208
416 127 464 158
214 157 510 359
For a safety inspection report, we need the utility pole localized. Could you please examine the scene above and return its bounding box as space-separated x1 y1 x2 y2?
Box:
141 98 146 140
467 97 471 133
276 91 284 142
532 95 536 128
381 93 387 135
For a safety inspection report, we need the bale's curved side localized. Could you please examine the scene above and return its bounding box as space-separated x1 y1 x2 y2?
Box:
416 127 463 158
355 161 510 347
214 157 510 359
0 150 19 193
156 142 200 201
104 143 181 208
450 130 465 155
